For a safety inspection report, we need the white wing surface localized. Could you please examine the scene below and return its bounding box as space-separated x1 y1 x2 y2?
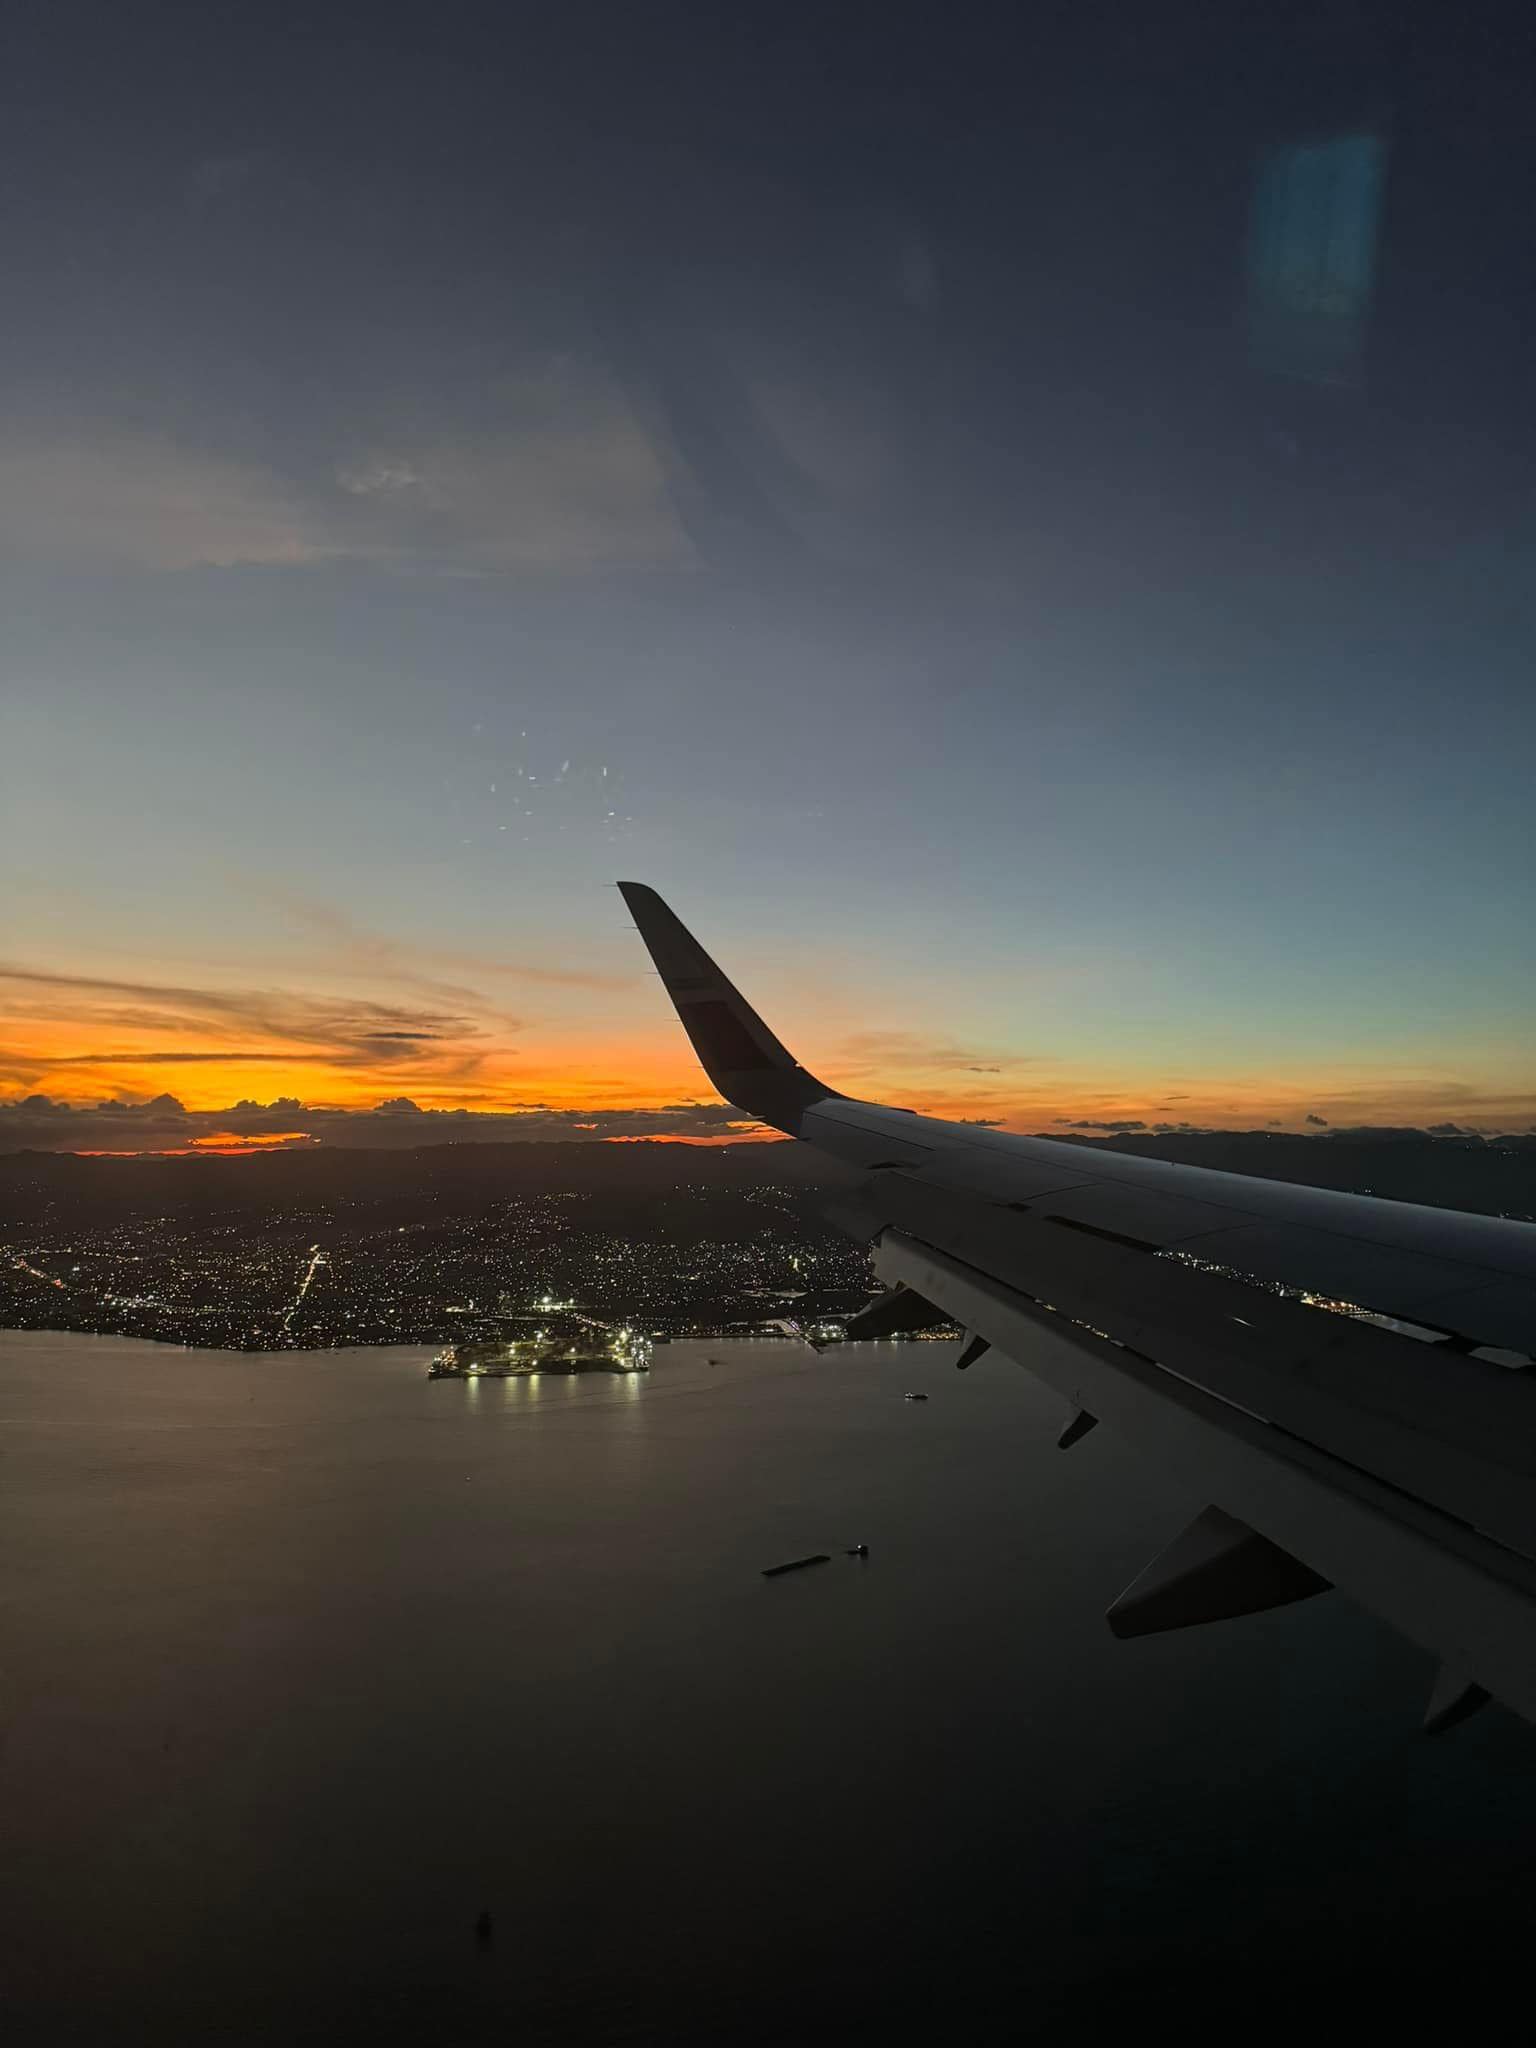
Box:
619 882 1536 1731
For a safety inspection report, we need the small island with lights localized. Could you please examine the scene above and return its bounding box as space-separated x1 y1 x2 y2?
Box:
427 1320 651 1379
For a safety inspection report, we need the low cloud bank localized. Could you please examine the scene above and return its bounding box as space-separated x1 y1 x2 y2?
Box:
0 1094 760 1154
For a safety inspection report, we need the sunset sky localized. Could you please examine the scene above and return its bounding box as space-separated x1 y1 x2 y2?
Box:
3 6 1533 1153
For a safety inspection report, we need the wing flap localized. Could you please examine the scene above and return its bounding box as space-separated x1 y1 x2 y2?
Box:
1105 1506 1331 1639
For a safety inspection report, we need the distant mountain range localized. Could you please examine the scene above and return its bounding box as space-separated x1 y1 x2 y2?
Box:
1 1131 1531 1227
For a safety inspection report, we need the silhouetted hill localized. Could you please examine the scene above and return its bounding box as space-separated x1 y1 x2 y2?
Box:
2 1129 1530 1228
1050 1132 1536 1220
0 1139 848 1231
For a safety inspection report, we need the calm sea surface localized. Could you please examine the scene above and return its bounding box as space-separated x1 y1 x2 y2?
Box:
4 1329 1534 2042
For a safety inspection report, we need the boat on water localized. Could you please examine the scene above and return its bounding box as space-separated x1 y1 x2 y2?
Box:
762 1553 831 1578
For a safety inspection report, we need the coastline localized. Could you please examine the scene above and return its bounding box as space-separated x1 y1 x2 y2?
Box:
0 1317 806 1356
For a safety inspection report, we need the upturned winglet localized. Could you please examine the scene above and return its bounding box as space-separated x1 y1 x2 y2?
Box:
617 882 840 1135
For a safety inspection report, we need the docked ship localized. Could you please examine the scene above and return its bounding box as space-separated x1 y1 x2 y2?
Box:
427 1323 651 1379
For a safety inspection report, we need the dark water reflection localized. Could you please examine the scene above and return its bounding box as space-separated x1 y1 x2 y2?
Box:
3 1331 1533 2042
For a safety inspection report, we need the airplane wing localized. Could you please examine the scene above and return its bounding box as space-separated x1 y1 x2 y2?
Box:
618 881 1536 1733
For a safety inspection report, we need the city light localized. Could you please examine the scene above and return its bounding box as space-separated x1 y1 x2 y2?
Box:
2 1182 878 1351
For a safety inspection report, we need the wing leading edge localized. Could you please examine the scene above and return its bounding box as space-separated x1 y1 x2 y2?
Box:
620 882 1536 1731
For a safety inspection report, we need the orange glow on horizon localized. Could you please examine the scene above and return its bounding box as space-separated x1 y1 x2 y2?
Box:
601 1131 779 1146
6 962 1533 1140
76 1144 293 1158
191 1130 312 1150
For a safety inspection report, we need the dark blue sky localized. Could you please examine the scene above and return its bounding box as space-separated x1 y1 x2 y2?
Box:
3 1 1533 1142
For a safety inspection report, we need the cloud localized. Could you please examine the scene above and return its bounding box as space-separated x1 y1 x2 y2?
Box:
1055 1118 1149 1133
834 1031 1041 1076
0 960 514 1100
0 358 690 577
0 1093 758 1154
1305 1113 1329 1127
0 432 349 571
336 457 423 497
1323 1125 1448 1142
1052 1118 1236 1138
746 376 893 507
331 359 691 572
1047 1121 1536 1147
1 962 496 1054
268 894 632 993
